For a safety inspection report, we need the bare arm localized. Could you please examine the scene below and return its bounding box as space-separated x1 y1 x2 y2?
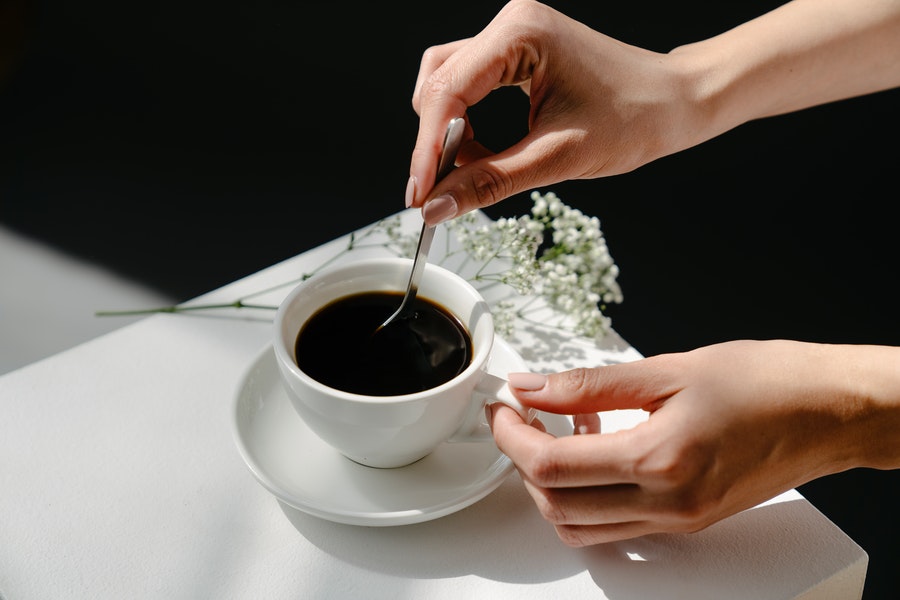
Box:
677 0 900 144
408 0 900 224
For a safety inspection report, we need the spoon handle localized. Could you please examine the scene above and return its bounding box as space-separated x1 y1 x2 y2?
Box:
435 117 465 182
400 220 436 312
382 117 465 327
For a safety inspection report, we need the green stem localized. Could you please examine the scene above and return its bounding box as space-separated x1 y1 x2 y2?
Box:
95 300 278 317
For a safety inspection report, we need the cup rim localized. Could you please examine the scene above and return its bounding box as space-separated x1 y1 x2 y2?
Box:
273 256 493 403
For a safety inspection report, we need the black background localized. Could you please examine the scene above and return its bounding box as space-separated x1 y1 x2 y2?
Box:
2 1 897 597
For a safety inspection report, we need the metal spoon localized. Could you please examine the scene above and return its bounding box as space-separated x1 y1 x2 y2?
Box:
378 117 465 331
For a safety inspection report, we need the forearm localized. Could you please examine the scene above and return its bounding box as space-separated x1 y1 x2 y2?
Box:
672 0 900 139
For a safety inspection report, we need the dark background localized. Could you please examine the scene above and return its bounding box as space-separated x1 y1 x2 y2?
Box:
2 1 897 597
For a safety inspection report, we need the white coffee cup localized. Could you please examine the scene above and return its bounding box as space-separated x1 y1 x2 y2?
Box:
273 256 535 468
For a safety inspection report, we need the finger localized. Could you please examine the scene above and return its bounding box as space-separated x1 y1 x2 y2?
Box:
408 14 546 212
508 355 683 415
518 479 697 546
408 38 497 211
519 477 644 527
489 403 641 487
455 138 494 165
408 39 474 206
553 520 667 547
488 401 553 448
420 130 583 226
411 39 470 115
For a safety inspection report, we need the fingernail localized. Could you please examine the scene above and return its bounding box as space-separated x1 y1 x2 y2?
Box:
404 175 416 208
508 372 547 391
575 418 592 435
422 194 457 225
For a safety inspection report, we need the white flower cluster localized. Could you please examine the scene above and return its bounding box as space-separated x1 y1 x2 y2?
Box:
444 211 544 295
445 190 623 339
531 190 623 336
370 190 622 340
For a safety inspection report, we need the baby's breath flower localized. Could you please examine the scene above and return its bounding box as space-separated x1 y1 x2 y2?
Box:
371 214 419 258
445 190 623 340
490 300 519 338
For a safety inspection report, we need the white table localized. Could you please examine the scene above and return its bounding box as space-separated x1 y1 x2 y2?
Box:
0 209 868 599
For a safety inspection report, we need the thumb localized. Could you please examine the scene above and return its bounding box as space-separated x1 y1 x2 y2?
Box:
420 132 575 226
507 360 679 415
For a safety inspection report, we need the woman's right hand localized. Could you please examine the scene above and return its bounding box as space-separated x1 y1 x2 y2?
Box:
406 0 900 226
406 0 694 224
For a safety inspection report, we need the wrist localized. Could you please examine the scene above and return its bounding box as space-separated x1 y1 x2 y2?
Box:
801 343 900 474
659 43 746 157
843 345 900 470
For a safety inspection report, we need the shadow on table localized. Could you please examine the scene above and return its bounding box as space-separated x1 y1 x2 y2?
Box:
279 449 864 598
579 499 866 598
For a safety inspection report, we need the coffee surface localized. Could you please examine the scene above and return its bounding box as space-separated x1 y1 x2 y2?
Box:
295 291 472 396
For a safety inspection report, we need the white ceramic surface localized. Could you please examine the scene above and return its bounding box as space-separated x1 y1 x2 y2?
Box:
234 337 532 526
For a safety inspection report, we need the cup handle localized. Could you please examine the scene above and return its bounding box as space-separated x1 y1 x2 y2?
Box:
447 373 538 442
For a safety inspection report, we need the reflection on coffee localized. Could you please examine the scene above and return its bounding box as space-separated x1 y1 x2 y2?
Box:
295 291 472 396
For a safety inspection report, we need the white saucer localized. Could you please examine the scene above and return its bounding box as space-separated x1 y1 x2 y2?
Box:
232 337 529 527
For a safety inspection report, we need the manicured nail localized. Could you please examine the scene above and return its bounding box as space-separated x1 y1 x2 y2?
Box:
508 372 547 391
422 194 458 225
573 412 601 435
404 175 416 208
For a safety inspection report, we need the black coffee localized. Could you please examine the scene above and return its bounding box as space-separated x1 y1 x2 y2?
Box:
294 291 473 396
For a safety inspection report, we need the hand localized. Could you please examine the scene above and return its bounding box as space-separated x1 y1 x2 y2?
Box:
407 0 691 224
407 0 900 226
489 339 900 546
